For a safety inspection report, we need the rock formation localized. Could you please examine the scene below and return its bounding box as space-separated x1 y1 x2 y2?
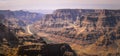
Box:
32 9 120 55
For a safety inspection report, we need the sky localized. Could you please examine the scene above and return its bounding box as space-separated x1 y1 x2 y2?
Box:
0 0 120 10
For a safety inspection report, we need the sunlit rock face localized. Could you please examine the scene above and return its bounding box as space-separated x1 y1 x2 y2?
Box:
32 9 120 45
38 9 120 28
30 9 120 56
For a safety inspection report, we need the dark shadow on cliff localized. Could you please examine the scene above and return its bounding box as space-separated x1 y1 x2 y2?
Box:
0 23 19 47
18 43 77 56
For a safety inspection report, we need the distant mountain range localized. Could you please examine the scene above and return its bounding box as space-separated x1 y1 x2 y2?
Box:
26 9 54 14
0 10 43 25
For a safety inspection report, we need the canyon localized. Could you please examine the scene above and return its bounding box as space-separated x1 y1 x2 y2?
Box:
0 9 120 56
31 9 120 56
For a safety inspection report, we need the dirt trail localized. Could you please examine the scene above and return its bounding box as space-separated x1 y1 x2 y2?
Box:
27 25 33 34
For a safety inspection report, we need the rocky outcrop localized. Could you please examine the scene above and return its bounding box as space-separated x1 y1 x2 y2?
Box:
0 23 19 47
17 43 75 56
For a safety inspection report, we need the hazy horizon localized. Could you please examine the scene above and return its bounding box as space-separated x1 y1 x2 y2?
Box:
0 0 120 10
